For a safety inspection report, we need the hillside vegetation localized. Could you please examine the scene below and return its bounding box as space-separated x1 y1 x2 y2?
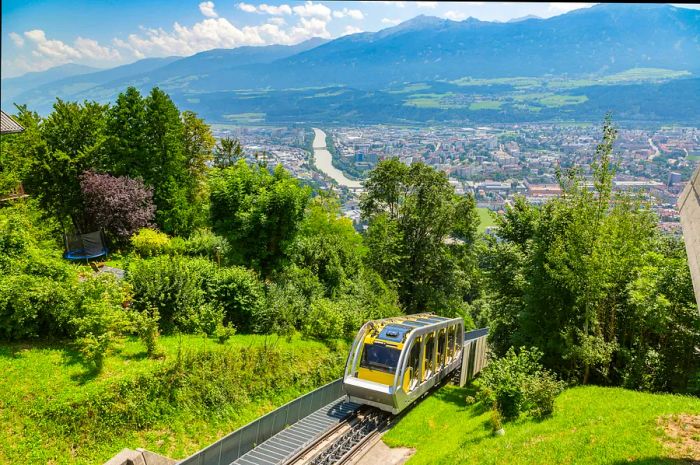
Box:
0 335 346 464
1 86 698 464
384 385 700 465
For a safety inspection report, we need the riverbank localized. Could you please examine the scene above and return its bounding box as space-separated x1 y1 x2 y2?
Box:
312 128 362 189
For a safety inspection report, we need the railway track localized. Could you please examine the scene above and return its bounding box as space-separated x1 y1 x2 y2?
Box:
285 407 390 465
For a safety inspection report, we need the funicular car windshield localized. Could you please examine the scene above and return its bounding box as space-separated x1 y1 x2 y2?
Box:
361 343 401 374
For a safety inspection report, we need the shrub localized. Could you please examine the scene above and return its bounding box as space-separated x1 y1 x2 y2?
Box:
215 321 236 344
185 229 230 261
302 298 345 340
126 255 215 333
255 266 324 335
0 274 75 340
80 171 155 244
522 372 563 418
130 308 161 357
130 228 170 257
207 266 265 331
167 237 187 256
477 347 564 421
70 274 131 370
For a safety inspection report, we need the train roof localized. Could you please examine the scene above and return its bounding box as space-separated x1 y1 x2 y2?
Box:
367 313 459 342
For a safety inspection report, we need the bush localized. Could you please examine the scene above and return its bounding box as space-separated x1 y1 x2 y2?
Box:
185 229 230 261
255 266 324 335
477 347 564 421
207 266 265 331
522 373 563 418
302 298 345 340
80 171 156 244
0 274 75 340
167 236 187 256
131 228 170 257
126 255 215 333
215 321 236 344
70 274 131 370
130 308 161 357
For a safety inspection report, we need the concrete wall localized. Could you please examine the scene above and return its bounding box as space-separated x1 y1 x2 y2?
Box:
679 163 700 309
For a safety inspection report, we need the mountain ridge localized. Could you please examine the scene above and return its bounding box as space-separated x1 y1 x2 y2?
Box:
2 4 699 124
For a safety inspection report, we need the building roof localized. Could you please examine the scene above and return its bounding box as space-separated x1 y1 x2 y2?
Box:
0 110 24 134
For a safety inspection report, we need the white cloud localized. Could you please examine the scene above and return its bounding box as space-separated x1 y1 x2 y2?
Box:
444 10 468 21
547 3 594 14
292 1 332 22
259 3 292 15
74 37 121 60
341 25 364 36
11 29 120 74
290 17 331 41
112 10 331 59
199 1 218 18
381 18 401 25
333 8 364 20
238 2 258 13
416 2 438 9
9 32 25 47
380 1 406 7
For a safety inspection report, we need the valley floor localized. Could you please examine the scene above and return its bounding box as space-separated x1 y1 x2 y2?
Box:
383 385 700 465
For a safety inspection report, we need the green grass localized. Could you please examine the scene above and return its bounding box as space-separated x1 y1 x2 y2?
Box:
403 93 466 109
384 385 700 465
0 334 344 464
477 207 497 233
687 155 700 162
469 101 503 111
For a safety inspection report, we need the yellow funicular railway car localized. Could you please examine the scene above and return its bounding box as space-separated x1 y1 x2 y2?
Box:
343 313 464 414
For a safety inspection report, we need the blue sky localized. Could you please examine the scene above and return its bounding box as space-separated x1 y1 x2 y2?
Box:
2 1 699 78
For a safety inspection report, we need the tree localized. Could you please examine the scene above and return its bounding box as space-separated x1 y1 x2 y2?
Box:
79 171 155 244
361 159 479 314
210 160 311 276
17 100 107 231
105 87 204 235
214 137 244 168
0 106 41 196
290 195 366 297
104 86 149 177
182 110 215 182
482 116 700 392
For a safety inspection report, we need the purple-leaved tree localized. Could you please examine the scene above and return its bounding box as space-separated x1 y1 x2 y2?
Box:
80 171 156 244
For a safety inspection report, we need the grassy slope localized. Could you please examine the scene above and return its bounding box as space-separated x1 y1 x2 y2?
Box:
0 334 343 465
384 385 700 465
477 207 497 234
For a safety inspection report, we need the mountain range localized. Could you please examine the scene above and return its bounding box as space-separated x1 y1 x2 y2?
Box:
2 4 699 125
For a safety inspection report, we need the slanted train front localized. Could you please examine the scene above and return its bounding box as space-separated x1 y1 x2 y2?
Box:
343 313 464 414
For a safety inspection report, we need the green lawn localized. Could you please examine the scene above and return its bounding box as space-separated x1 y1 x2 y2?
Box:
384 385 700 465
0 334 345 464
477 207 497 233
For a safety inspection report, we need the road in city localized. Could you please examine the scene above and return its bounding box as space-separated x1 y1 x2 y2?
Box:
312 128 363 189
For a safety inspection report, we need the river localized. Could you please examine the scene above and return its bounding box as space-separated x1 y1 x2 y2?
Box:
311 128 363 189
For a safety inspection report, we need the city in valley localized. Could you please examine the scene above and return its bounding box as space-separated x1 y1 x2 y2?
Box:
214 123 700 232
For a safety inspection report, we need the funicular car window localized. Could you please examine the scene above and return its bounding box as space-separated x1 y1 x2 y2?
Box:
361 343 401 374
